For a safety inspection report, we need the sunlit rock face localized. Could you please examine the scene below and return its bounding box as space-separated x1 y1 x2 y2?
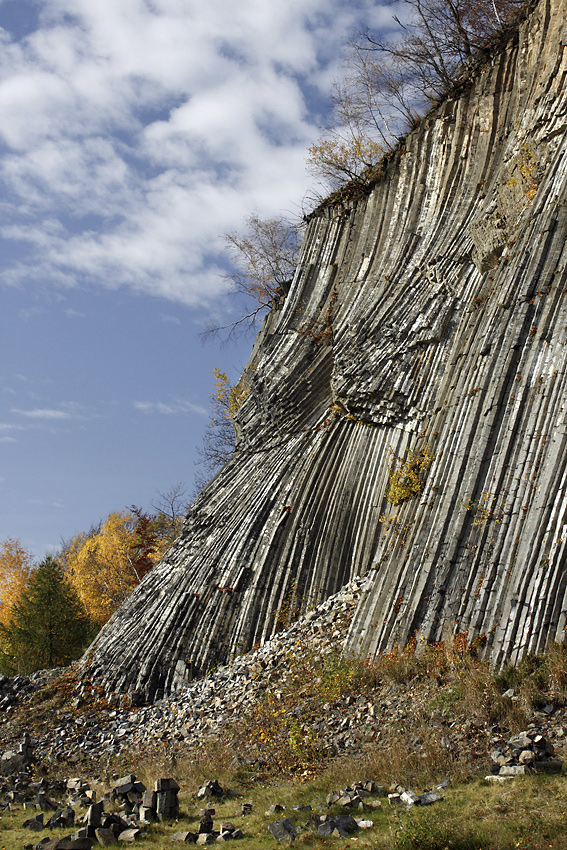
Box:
84 0 567 699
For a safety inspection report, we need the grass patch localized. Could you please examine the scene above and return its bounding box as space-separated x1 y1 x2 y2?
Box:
3 772 567 850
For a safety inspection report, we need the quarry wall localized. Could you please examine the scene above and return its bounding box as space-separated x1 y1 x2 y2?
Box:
84 0 567 698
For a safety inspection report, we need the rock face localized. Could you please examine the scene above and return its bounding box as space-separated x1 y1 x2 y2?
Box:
84 0 567 699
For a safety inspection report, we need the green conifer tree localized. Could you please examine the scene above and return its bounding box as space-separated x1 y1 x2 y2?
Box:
0 556 93 675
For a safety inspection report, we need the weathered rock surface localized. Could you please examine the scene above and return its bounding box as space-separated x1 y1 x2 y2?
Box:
83 0 567 698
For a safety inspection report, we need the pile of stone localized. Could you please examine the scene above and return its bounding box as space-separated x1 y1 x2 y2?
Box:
102 773 180 826
124 577 375 760
0 669 58 715
0 578 373 770
0 673 34 713
387 782 446 806
489 729 564 778
171 804 245 844
0 729 33 776
326 780 385 809
264 776 445 843
325 778 444 809
13 772 182 847
2 575 567 792
268 814 365 845
312 813 369 838
266 783 382 844
194 780 225 801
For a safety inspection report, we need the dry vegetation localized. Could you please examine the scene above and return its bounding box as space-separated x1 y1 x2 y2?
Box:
3 639 567 849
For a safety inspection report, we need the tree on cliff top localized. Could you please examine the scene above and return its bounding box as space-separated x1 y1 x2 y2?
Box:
206 214 301 341
308 0 526 187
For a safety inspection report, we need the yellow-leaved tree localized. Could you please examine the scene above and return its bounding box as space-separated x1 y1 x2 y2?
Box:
0 538 35 627
196 368 252 483
63 509 167 627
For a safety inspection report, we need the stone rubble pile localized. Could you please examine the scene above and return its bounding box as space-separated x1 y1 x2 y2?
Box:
127 576 369 753
0 669 58 716
265 775 447 843
326 780 384 808
170 804 245 844
2 573 567 785
386 780 448 807
0 730 34 776
0 673 34 713
0 768 187 848
1 578 373 767
489 729 564 778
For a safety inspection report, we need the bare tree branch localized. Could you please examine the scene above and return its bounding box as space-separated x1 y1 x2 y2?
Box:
308 0 526 188
204 214 301 342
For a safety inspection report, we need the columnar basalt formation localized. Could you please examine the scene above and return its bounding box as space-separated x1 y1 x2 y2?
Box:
84 0 567 699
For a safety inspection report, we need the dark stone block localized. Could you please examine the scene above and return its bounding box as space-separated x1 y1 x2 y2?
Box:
268 819 297 843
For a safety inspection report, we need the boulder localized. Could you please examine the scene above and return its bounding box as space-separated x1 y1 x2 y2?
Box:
268 818 297 843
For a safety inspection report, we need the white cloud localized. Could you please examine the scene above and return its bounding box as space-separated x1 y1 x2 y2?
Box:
11 401 85 419
11 407 72 419
26 498 64 508
0 0 387 308
133 399 207 416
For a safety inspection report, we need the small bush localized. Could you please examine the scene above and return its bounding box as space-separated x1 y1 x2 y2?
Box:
386 445 434 505
228 645 381 775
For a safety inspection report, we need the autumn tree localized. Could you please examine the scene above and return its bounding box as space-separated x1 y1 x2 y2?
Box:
63 509 163 626
0 556 92 675
0 538 35 628
206 214 301 340
197 368 250 481
308 0 525 187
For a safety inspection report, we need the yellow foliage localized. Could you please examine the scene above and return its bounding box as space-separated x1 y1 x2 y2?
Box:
64 511 161 626
462 491 506 526
0 538 35 627
386 445 434 506
214 368 250 421
307 133 385 186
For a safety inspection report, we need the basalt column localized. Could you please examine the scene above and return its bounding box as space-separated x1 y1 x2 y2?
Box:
83 0 567 697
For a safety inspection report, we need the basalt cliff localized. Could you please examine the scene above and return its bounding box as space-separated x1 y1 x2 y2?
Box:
84 0 567 700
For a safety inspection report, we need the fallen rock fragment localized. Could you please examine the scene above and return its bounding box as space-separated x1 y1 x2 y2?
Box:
23 813 44 831
268 818 297 843
94 828 116 846
195 780 224 800
318 814 359 837
490 730 564 777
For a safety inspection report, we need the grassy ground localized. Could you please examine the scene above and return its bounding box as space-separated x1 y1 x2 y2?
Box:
3 764 567 850
3 639 567 849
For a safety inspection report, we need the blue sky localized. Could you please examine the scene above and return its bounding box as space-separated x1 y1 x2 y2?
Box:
0 0 393 561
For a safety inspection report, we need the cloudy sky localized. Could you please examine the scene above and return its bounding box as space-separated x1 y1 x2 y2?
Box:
0 0 393 561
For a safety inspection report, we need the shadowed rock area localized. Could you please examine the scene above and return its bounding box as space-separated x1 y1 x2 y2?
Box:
83 0 567 700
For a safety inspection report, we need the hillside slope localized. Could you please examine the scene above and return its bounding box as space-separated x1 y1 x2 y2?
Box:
83 0 567 699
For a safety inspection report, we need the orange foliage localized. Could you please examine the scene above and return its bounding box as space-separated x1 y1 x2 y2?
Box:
63 510 165 626
0 538 35 627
